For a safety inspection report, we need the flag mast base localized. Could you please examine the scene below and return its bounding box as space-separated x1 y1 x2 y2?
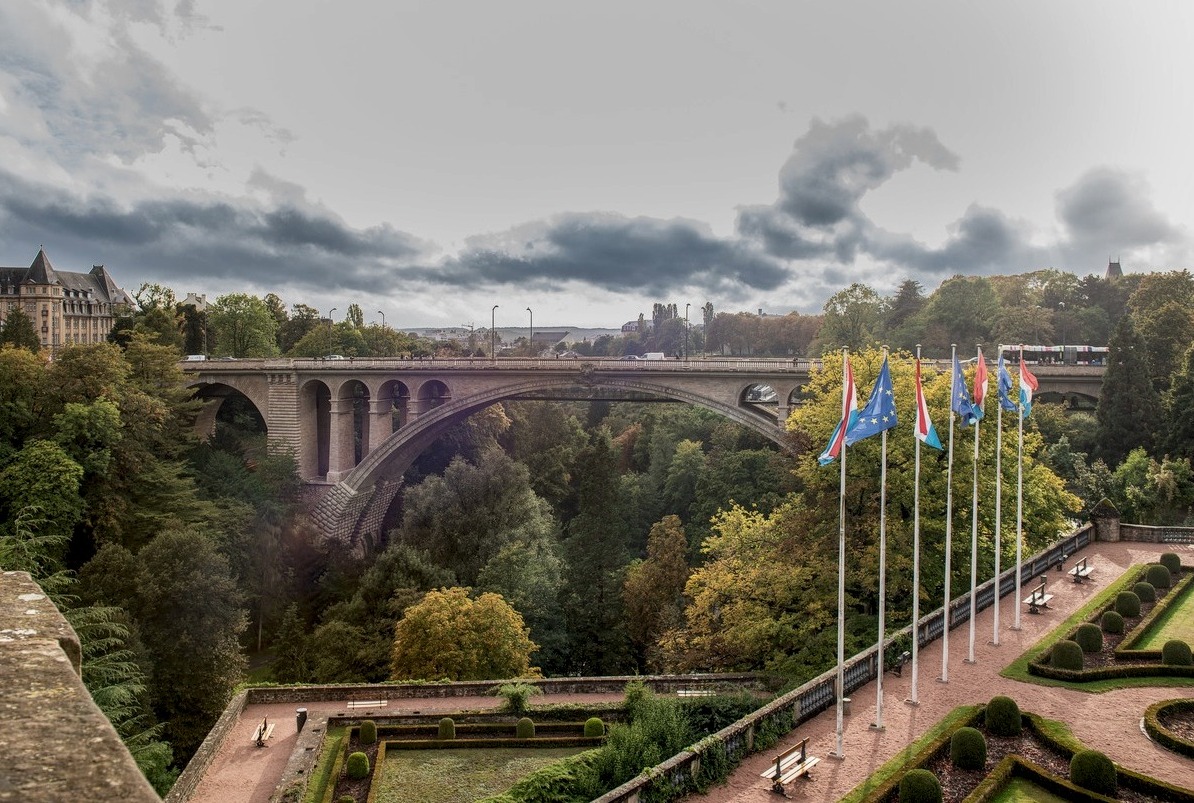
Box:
904 699 920 707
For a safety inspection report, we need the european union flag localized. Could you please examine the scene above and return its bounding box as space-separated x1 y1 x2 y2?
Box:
845 356 897 445
951 354 979 425
997 354 1017 412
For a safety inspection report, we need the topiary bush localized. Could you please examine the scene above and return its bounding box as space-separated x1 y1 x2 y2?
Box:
1101 609 1124 634
1160 552 1182 575
1133 581 1157 603
358 719 376 745
985 695 1022 737
438 717 456 740
1070 749 1116 796
336 797 355 803
949 726 987 770
345 751 370 780
584 717 605 738
898 768 943 803
516 717 535 738
1146 563 1172 589
1162 640 1193 666
1115 591 1141 618
1050 639 1084 670
1074 623 1103 653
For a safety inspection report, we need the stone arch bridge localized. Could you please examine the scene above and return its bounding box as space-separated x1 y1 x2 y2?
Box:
181 357 1105 542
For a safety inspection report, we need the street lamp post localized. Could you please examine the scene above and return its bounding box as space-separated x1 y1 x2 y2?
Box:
684 303 690 360
377 310 385 329
526 307 533 356
327 307 337 326
491 305 499 360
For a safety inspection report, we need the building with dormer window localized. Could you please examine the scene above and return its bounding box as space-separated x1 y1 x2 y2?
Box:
0 249 133 352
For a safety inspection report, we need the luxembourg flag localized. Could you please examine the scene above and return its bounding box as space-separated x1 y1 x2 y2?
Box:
1019 350 1039 419
915 357 943 450
818 352 858 465
971 348 988 423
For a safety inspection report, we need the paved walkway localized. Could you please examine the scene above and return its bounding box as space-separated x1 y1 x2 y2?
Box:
684 540 1194 802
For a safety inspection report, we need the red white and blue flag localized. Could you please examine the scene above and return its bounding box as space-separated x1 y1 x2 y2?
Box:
914 357 943 450
819 353 858 465
972 348 988 422
1018 348 1039 418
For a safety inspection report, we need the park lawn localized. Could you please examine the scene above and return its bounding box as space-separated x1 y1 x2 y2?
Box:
303 725 347 803
374 746 586 803
1136 575 1194 649
991 776 1072 803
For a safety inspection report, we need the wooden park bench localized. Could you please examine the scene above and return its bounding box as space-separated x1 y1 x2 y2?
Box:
346 700 387 710
760 736 819 795
888 650 912 676
1069 556 1094 583
251 717 275 748
676 688 716 698
1023 580 1054 614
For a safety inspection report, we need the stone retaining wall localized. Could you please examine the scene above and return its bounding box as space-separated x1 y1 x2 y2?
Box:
163 689 248 803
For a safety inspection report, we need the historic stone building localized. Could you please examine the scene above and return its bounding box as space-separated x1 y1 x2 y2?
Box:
0 249 133 351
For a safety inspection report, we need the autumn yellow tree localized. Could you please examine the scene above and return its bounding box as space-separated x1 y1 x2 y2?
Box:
623 515 690 671
390 587 539 681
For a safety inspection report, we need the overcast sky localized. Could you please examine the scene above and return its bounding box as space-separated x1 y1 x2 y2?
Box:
2 1 1191 328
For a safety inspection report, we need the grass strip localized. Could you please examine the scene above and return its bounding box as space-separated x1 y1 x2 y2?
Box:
303 726 347 803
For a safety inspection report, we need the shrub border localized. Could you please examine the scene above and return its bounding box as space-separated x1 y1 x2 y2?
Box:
1143 698 1194 759
1120 571 1194 654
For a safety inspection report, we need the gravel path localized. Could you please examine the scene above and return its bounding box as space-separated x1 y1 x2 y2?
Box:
684 541 1194 802
187 541 1194 803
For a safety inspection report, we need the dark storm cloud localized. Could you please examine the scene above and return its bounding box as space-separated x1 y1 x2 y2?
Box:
409 213 789 298
1057 167 1180 260
0 170 429 292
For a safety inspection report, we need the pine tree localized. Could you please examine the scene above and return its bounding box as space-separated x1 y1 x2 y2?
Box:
1095 313 1162 467
0 308 41 351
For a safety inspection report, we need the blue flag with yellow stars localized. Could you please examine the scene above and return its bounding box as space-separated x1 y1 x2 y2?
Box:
845 355 897 445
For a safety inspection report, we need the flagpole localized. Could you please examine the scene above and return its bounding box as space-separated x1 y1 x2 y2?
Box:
967 345 982 664
909 347 923 706
993 347 1004 646
834 347 848 759
941 344 956 684
872 347 889 731
1014 346 1025 631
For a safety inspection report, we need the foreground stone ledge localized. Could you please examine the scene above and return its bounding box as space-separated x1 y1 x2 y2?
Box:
0 571 159 803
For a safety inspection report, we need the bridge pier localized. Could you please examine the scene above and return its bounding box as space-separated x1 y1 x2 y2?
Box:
367 398 394 454
326 398 356 483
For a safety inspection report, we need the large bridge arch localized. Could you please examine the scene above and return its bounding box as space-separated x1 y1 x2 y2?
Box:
189 380 270 440
312 374 793 541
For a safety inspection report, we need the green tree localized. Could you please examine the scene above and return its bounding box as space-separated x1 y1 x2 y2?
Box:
390 587 538 681
133 528 247 757
919 275 998 354
1163 344 1194 460
1136 301 1194 393
0 345 44 460
208 293 279 357
0 307 41 351
346 303 365 328
622 516 690 671
1095 313 1161 467
818 283 886 352
0 441 85 553
476 538 567 673
278 303 320 352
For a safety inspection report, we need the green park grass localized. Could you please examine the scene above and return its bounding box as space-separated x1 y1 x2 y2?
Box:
1001 564 1194 692
1135 573 1194 649
303 725 346 803
990 776 1072 803
374 746 587 803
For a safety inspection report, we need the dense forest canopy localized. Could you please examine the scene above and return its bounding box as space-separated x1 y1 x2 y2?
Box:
3 265 1194 793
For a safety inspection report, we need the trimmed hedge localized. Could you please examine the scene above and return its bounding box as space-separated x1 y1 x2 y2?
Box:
1100 609 1124 634
1115 591 1141 618
1070 749 1116 797
1146 563 1172 589
1073 623 1103 653
438 717 456 740
345 751 370 780
1162 640 1193 666
985 695 1022 737
1050 640 1083 670
1133 581 1157 603
949 726 986 770
584 717 605 738
1144 698 1194 759
1160 552 1182 575
358 719 376 745
898 768 942 803
516 717 535 739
